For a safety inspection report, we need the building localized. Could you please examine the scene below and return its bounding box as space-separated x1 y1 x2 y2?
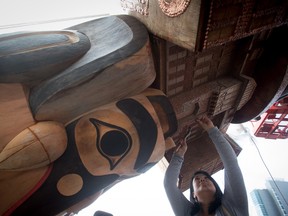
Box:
251 180 288 216
266 180 288 215
251 189 282 216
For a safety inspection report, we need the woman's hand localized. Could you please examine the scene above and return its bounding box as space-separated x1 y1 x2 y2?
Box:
174 126 191 157
196 115 215 131
174 139 187 157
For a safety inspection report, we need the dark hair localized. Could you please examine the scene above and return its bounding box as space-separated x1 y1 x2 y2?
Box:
94 211 113 216
189 170 223 215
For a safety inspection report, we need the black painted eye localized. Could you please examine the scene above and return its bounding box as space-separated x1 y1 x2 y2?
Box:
100 130 129 156
89 118 132 170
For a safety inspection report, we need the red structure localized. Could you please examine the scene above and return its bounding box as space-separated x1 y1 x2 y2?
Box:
252 96 288 139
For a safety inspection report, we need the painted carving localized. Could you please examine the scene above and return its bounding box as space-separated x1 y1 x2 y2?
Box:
1 1 287 215
0 15 178 216
0 89 176 216
158 0 191 17
121 0 149 16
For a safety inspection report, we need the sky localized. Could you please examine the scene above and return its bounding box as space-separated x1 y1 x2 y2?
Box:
0 0 123 34
1 1 288 215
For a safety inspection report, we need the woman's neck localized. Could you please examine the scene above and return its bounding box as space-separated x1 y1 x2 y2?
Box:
199 211 215 216
199 203 214 216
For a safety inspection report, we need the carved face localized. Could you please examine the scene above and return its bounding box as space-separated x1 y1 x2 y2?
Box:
72 89 176 180
74 96 166 177
51 89 177 214
3 89 177 216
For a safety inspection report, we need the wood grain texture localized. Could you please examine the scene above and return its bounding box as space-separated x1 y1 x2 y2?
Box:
0 121 67 171
30 15 156 124
122 0 288 51
0 84 35 151
73 88 173 176
0 166 49 216
0 88 177 215
0 31 90 85
121 0 203 51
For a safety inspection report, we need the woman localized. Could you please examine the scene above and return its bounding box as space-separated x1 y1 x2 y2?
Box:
164 115 248 216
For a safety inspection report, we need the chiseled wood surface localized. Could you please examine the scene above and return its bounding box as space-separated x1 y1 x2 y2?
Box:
0 166 49 216
0 4 286 214
0 121 67 171
0 15 164 216
30 15 156 124
122 0 288 51
0 31 90 86
0 89 177 215
74 89 167 176
121 0 202 51
0 84 35 151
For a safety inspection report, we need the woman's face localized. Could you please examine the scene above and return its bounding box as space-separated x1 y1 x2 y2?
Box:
192 174 216 201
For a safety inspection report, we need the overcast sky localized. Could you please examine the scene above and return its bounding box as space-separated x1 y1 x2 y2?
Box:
0 0 123 33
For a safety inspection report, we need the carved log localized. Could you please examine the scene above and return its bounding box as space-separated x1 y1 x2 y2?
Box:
0 121 67 171
29 15 156 124
0 88 177 216
0 31 90 85
0 84 35 150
